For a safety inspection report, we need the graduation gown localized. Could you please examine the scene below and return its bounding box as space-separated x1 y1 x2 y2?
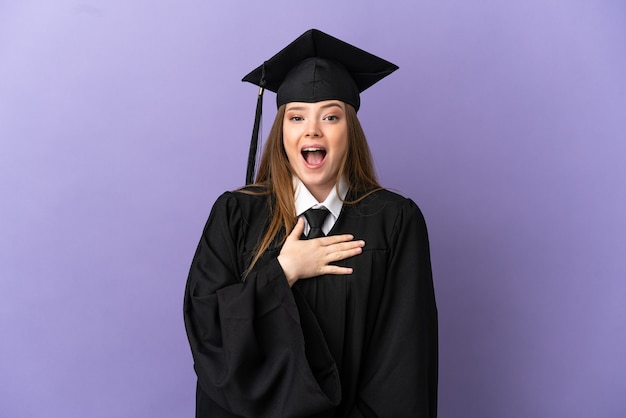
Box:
184 188 438 418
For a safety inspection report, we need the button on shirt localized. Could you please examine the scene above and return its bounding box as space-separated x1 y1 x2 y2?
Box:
294 177 348 236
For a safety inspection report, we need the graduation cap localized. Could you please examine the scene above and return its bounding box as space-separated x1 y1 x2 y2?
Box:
242 29 399 185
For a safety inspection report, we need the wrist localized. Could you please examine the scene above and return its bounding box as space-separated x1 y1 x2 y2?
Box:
277 255 298 287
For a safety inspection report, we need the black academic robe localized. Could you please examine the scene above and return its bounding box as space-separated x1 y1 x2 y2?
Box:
184 188 438 418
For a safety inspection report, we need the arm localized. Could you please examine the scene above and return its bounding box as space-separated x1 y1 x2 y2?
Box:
350 199 438 417
183 193 340 417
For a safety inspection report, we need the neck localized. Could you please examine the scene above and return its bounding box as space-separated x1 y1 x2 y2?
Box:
311 189 331 203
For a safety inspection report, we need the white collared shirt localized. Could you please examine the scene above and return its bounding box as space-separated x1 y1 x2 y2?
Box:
294 177 348 235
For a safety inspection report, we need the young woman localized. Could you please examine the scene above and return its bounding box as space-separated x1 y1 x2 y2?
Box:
184 29 438 418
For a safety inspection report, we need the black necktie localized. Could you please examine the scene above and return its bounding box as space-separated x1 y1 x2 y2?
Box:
303 207 329 239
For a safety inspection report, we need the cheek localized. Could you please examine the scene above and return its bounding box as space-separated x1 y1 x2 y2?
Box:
282 134 299 162
334 131 349 159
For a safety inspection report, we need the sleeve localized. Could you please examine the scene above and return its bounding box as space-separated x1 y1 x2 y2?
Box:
350 198 438 418
183 192 341 418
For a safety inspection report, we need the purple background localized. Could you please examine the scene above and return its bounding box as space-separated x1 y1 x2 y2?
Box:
1 1 625 417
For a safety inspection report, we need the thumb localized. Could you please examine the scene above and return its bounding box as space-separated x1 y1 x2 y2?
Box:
288 217 305 240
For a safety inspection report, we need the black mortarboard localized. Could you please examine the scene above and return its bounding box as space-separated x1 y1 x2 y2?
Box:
242 29 398 184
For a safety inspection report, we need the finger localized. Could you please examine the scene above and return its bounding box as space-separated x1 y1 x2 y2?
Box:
320 265 354 276
325 246 363 263
328 240 365 252
316 234 356 246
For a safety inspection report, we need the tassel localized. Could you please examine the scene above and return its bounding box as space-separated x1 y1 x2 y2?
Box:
246 63 266 185
246 86 264 185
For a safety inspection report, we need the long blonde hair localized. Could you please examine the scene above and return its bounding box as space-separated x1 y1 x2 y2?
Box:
239 103 380 277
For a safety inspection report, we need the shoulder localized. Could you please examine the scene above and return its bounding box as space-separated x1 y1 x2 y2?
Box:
197 190 274 258
368 188 410 204
211 188 269 221
351 188 423 218
345 188 424 227
359 189 429 237
363 190 431 254
339 188 427 243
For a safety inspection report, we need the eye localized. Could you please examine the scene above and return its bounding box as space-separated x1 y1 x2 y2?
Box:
324 115 339 121
289 116 303 121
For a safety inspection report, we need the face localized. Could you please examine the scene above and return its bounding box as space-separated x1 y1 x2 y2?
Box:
283 100 349 202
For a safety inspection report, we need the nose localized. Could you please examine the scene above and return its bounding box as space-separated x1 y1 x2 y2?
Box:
305 119 321 137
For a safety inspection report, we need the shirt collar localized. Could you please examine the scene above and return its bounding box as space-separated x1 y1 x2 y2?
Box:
294 177 348 219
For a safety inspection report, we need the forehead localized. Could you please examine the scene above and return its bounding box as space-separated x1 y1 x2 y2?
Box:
284 100 346 111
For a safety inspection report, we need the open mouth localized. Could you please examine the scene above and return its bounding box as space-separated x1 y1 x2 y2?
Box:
301 148 327 166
